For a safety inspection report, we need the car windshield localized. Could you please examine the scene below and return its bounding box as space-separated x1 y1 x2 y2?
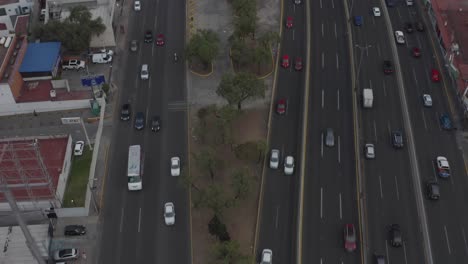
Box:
59 249 73 257
128 176 141 183
271 154 278 162
171 161 179 169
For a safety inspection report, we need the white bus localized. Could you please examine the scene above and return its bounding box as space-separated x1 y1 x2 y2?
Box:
127 145 143 191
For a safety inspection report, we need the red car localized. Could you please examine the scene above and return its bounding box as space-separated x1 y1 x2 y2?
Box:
281 55 290 68
294 57 303 71
344 224 357 252
431 69 440 82
412 47 421 57
286 16 293 29
276 98 287 114
156 34 165 46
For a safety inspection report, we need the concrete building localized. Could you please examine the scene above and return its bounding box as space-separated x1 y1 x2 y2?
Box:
0 224 50 263
0 0 33 35
19 42 61 81
43 0 116 47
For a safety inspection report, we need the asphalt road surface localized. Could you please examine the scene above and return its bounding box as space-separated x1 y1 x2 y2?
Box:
301 0 360 263
98 0 190 263
255 2 306 263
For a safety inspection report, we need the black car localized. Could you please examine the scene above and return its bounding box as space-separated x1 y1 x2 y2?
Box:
440 113 453 130
391 131 404 148
121 103 131 121
383 60 393 74
151 115 161 132
426 181 440 200
374 254 386 264
389 224 402 247
134 112 145 130
144 30 153 43
64 225 86 236
415 21 424 32
404 22 413 33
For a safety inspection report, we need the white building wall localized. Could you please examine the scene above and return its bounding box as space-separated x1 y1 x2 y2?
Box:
0 83 16 104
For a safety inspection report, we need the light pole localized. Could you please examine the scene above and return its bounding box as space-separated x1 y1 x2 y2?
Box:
354 44 372 88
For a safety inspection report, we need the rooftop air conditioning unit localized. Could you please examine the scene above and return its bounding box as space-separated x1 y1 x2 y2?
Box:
0 37 5 45
4 36 12 48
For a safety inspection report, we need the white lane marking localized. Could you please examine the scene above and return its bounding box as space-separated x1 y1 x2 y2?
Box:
321 133 324 157
138 207 142 232
320 0 322 8
377 44 381 57
336 53 339 70
293 29 295 40
412 68 419 89
331 0 334 8
436 111 442 131
382 80 387 97
339 193 342 219
337 89 340 110
374 120 378 142
322 89 324 109
385 240 390 263
379 175 384 199
444 225 452 254
338 136 341 163
334 23 337 39
462 227 468 255
119 207 125 232
369 79 373 89
322 23 324 37
320 187 323 219
431 162 439 182
394 175 400 200
366 43 369 56
403 241 409 264
322 52 325 68
397 8 402 19
275 206 280 229
421 109 428 131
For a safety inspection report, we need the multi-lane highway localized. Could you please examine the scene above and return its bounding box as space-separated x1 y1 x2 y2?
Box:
302 0 360 263
98 0 190 263
255 1 305 263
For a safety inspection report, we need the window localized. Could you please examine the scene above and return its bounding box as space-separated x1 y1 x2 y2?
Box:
0 8 6 16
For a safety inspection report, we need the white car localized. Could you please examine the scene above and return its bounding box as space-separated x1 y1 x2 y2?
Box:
53 248 79 261
372 7 381 17
365 144 375 159
270 149 279 169
284 156 294 175
74 141 84 156
170 157 180 176
436 156 450 178
140 64 149 80
422 94 432 107
395 31 405 44
164 202 175 226
134 1 141 11
260 249 272 264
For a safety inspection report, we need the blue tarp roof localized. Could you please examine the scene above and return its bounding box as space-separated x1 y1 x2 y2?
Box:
19 42 61 73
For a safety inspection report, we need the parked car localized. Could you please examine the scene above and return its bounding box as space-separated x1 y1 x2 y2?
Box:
170 157 180 176
92 50 113 64
64 225 86 236
53 248 79 261
74 141 84 156
62 60 85 70
270 149 280 169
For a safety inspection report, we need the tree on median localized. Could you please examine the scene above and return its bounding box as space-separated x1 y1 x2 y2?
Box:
186 29 220 69
216 72 266 110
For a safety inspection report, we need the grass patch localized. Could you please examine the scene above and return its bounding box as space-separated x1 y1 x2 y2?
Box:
63 147 93 207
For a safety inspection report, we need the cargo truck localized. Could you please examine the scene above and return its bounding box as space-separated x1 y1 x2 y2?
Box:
363 88 373 108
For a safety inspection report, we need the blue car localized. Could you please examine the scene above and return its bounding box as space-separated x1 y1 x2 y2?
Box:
440 113 453 130
354 16 363 26
134 112 145 130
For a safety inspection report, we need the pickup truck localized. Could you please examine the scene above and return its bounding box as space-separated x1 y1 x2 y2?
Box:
92 50 113 64
62 59 85 70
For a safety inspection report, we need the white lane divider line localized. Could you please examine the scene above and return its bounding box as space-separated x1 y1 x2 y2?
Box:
394 175 400 200
444 225 452 254
138 207 142 232
320 187 323 219
379 175 383 199
119 207 125 232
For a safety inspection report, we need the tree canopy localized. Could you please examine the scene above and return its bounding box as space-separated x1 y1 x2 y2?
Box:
217 72 266 110
186 29 220 67
34 6 106 51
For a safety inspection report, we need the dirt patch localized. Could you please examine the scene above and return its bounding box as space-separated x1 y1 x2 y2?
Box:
189 60 213 76
190 107 268 264
231 40 274 78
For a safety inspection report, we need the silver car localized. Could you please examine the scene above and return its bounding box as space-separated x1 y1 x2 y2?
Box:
54 248 79 261
365 144 375 159
395 31 405 44
422 94 432 107
293 0 301 4
325 128 334 147
270 149 280 169
130 40 138 52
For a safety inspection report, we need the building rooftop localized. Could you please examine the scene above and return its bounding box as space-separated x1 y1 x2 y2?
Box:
14 15 29 36
19 42 61 73
0 0 19 5
0 224 49 263
16 80 93 103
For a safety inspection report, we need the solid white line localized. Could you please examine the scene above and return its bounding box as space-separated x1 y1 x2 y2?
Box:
119 207 125 232
421 109 428 131
383 81 387 97
275 206 280 229
431 162 439 182
394 175 400 200
331 0 334 8
412 68 419 88
138 207 142 232
321 133 324 157
322 52 325 68
397 8 402 19
436 111 442 131
334 23 337 39
339 193 342 219
374 120 378 142
377 44 381 57
336 53 339 69
293 29 295 41
320 0 322 8
320 187 323 219
369 79 373 89
379 175 383 198
403 241 409 264
444 225 452 254
385 240 390 263
322 89 324 108
322 23 324 37
462 227 468 255
338 136 341 163
337 89 340 110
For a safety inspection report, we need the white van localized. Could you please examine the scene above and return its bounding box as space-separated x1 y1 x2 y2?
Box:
406 0 414 6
